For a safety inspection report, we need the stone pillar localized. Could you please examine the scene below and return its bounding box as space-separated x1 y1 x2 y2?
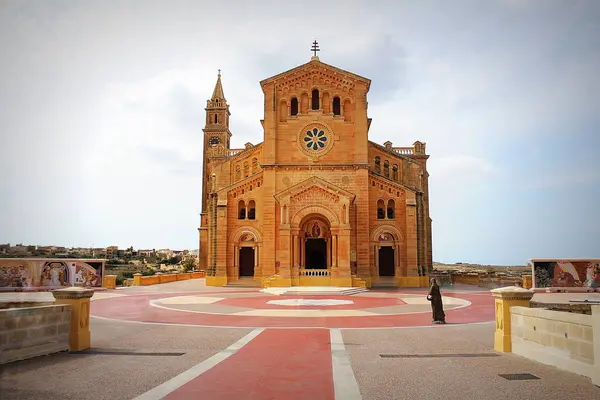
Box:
522 275 532 289
592 305 600 386
103 275 117 289
326 238 330 268
133 273 142 286
52 287 95 352
491 286 534 353
301 237 305 268
332 235 338 268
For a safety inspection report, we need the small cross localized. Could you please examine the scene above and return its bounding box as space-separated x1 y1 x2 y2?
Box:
311 40 320 57
218 69 221 76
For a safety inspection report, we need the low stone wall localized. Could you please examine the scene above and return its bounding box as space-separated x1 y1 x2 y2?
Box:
133 271 205 286
0 304 71 364
511 306 597 382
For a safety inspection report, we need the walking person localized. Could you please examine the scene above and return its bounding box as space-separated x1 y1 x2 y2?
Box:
427 278 446 324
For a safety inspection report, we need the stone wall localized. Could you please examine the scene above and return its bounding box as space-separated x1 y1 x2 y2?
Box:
0 304 71 364
511 306 596 381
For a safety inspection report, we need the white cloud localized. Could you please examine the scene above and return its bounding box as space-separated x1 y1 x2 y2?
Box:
428 155 496 184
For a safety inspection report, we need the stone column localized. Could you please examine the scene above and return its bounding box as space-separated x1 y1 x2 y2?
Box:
490 286 534 353
326 238 330 268
52 287 94 351
374 246 379 275
332 235 338 268
301 237 305 268
133 273 142 286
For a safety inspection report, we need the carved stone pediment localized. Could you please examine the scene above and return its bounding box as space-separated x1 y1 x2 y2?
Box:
273 176 355 204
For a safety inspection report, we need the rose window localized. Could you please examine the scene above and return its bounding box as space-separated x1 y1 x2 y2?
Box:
303 128 328 151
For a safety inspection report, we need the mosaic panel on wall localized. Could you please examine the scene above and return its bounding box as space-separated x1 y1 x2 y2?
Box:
0 259 104 290
531 259 600 289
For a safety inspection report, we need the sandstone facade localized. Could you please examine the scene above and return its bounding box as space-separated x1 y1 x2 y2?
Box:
199 56 432 288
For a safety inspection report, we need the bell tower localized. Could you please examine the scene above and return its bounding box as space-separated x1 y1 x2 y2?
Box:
201 70 231 213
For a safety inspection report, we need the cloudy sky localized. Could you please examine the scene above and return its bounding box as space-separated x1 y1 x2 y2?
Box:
1 0 599 265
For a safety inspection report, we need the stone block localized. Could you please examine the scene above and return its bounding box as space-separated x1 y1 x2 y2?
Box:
8 329 27 344
578 341 594 359
551 334 567 350
568 324 584 341
582 326 593 342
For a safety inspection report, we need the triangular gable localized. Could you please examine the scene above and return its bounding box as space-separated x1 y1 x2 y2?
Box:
260 58 371 89
273 176 356 203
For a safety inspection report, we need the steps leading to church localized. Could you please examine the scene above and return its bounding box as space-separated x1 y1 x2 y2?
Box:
225 278 262 288
371 277 398 289
261 286 368 296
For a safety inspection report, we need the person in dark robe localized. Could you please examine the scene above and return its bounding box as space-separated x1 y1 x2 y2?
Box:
427 278 446 324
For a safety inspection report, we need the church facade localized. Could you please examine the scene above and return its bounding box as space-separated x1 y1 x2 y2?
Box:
199 54 432 288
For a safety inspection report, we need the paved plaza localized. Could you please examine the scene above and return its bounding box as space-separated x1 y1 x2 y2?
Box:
1 279 599 399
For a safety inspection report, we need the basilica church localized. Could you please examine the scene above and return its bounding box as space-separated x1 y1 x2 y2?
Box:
199 48 432 288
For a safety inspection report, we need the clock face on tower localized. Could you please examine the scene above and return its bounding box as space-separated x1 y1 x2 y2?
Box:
209 136 221 146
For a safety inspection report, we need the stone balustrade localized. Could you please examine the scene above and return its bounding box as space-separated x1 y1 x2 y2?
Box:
300 269 330 277
392 147 414 155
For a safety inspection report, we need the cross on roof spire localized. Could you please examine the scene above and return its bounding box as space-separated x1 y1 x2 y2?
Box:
311 40 320 57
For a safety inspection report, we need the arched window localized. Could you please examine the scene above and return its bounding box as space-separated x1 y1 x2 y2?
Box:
377 199 385 220
392 164 398 181
252 158 258 173
384 160 390 178
290 97 298 116
214 114 218 124
279 100 287 122
244 162 249 178
247 200 256 220
311 89 320 110
332 97 341 115
238 200 246 220
235 165 241 180
387 199 395 219
374 157 381 174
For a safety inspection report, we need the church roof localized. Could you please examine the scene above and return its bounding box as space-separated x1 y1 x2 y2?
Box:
211 71 226 101
259 57 371 89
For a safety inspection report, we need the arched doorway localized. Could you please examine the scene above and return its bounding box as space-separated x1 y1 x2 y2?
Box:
378 247 395 276
300 216 331 270
232 231 259 279
239 247 255 277
376 232 397 277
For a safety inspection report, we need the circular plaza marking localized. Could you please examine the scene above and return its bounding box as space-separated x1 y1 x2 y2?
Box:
267 299 354 306
91 290 494 329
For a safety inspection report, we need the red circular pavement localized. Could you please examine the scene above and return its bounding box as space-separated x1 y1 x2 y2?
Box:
91 291 495 328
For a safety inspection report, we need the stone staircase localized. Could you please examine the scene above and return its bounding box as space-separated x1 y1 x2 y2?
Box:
261 286 368 296
224 277 262 288
371 276 398 289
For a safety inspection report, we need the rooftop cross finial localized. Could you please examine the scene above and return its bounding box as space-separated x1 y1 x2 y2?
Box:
311 40 320 57
218 69 221 76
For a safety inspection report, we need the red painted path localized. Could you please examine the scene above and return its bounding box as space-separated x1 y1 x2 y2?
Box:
164 329 334 400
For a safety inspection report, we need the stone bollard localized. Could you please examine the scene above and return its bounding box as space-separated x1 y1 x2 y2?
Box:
103 275 117 289
133 273 143 286
52 287 95 352
491 286 534 352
